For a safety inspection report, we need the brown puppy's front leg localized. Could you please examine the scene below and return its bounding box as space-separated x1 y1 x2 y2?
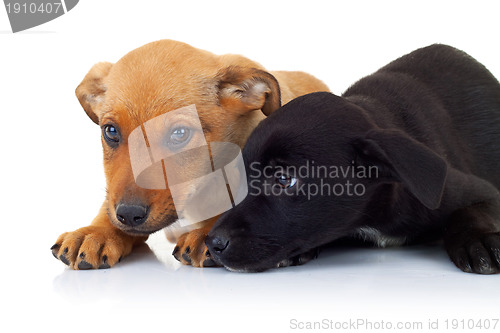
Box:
172 217 218 267
51 202 147 270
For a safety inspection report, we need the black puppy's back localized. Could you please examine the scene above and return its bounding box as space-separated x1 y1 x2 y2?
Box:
343 44 500 188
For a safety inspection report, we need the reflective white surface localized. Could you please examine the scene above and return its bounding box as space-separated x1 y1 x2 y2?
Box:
42 232 500 332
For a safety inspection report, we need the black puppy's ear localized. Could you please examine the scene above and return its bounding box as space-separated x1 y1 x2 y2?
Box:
217 66 281 116
354 129 448 210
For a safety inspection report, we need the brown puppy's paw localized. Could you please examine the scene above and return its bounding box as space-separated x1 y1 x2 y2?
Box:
172 227 218 267
51 226 141 270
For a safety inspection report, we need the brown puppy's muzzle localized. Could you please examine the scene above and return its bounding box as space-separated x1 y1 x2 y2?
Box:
106 171 179 235
108 197 178 235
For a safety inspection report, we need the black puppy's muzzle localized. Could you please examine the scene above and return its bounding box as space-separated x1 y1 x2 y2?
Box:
206 225 287 272
205 233 230 263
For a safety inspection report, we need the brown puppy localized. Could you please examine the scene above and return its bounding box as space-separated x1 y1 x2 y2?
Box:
51 39 329 269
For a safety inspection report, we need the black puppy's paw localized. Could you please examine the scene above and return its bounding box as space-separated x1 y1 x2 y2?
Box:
446 232 500 274
277 248 320 268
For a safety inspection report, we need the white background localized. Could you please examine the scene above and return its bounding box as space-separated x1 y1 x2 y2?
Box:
1 1 499 332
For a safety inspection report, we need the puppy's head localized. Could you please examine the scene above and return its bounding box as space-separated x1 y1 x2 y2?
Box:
207 92 447 272
76 40 281 236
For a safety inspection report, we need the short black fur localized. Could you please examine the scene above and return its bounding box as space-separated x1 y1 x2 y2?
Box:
206 44 500 273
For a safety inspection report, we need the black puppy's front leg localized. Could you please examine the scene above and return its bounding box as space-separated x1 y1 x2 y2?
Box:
444 201 500 274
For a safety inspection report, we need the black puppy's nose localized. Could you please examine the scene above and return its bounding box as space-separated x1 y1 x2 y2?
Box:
206 235 230 254
115 203 149 227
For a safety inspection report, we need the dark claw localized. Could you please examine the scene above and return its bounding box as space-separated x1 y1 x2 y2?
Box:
313 248 321 259
461 259 473 273
182 246 192 264
483 233 500 270
172 246 180 261
203 258 216 267
453 248 473 273
78 260 93 270
59 254 70 266
488 246 500 267
99 255 110 269
51 244 60 259
476 256 494 274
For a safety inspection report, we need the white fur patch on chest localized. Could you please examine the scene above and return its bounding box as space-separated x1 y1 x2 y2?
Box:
356 226 406 248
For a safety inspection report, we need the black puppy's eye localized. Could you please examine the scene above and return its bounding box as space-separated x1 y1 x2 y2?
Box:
102 124 120 145
168 127 191 148
276 173 297 188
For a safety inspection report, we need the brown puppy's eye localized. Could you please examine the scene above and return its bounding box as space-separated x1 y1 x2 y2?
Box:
168 127 191 148
276 174 297 188
102 124 120 146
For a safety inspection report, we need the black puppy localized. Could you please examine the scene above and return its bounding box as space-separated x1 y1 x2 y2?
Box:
205 44 500 274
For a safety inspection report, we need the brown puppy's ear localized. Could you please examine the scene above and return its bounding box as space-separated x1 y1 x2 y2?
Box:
354 129 448 210
218 66 281 116
75 62 113 124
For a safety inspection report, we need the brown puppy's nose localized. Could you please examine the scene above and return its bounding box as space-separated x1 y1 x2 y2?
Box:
115 204 149 227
